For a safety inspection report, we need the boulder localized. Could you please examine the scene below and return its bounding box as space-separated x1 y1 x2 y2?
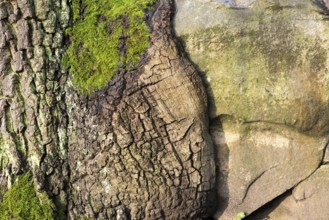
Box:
211 116 327 219
251 165 329 220
175 0 329 219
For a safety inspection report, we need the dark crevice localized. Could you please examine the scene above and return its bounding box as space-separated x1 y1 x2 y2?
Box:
321 138 329 164
245 190 292 220
244 141 329 219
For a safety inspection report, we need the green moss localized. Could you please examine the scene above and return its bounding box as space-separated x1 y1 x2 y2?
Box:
0 173 54 220
233 212 246 220
64 0 156 93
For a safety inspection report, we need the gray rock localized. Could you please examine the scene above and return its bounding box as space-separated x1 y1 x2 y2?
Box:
211 117 327 219
260 165 329 220
323 144 329 163
175 0 329 219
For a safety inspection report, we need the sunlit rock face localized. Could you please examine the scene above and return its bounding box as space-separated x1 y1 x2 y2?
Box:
251 165 329 220
175 0 329 219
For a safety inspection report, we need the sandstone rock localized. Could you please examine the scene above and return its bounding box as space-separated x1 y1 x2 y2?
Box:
212 0 258 8
292 165 329 219
323 144 329 163
211 117 327 219
175 0 329 134
175 0 329 219
255 165 329 220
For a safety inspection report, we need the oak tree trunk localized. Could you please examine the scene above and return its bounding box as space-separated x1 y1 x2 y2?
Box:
0 0 217 219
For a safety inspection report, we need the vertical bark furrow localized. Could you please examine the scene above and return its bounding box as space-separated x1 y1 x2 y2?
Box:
0 0 70 213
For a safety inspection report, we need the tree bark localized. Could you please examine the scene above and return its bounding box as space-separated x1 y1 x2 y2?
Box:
0 0 217 219
0 0 70 213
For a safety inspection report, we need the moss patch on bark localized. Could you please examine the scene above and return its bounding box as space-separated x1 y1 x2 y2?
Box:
0 173 54 220
63 0 156 93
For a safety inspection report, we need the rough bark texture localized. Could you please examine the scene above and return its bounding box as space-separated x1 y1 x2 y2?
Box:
66 0 216 219
0 0 70 211
0 0 216 219
5 0 329 219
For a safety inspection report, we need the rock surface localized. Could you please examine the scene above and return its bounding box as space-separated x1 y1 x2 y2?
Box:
175 0 329 219
211 116 327 219
250 165 329 220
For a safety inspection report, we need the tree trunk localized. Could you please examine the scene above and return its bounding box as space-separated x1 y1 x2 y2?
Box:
0 0 70 213
0 0 217 219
